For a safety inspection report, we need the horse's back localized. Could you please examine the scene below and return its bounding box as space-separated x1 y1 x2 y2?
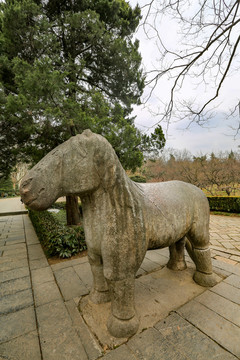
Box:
137 180 207 210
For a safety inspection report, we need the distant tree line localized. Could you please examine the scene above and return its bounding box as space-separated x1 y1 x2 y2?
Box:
139 149 240 196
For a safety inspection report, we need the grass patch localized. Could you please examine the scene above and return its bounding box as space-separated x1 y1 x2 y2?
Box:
50 209 67 225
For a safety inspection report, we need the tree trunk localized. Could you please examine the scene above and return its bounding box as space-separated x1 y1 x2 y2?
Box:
66 195 81 226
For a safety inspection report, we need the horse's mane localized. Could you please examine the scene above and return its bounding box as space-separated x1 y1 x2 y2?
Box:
80 130 141 209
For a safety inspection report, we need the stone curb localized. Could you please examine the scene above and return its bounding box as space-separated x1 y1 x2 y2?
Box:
0 210 28 217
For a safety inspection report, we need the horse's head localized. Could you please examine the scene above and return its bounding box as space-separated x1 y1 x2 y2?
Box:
20 130 118 210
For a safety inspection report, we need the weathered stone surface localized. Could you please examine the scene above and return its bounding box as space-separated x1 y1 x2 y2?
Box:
0 330 41 360
140 257 163 273
177 300 240 358
31 266 54 286
33 280 62 307
145 249 169 265
127 328 187 360
29 257 49 270
40 327 88 360
212 258 240 276
155 312 237 360
0 288 33 315
0 276 31 297
28 243 45 260
2 246 27 257
54 267 88 300
5 237 25 245
195 290 240 327
135 266 206 331
211 281 240 304
0 266 29 283
224 274 240 289
0 306 36 343
0 242 26 252
65 299 102 360
80 266 206 348
73 261 93 290
20 130 217 338
36 299 73 335
36 299 88 360
0 258 28 272
103 345 137 360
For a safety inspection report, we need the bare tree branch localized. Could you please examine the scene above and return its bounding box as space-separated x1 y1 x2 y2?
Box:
140 0 240 132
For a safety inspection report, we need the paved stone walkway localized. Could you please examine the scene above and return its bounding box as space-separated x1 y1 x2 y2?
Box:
0 199 240 359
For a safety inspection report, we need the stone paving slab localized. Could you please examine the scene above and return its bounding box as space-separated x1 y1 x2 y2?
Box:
29 256 49 270
33 280 62 307
54 266 89 300
73 261 93 291
155 312 237 360
0 306 36 343
210 281 240 304
225 273 240 288
127 327 187 360
31 266 55 286
0 258 29 272
195 290 240 327
177 300 240 358
36 299 88 360
0 330 41 360
28 243 46 260
0 197 26 214
0 288 34 315
0 276 31 297
0 266 30 283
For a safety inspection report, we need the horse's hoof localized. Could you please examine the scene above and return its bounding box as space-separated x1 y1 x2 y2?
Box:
89 289 110 304
167 259 187 271
193 271 218 287
107 314 139 338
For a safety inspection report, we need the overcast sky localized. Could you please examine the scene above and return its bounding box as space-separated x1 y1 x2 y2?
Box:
129 0 240 155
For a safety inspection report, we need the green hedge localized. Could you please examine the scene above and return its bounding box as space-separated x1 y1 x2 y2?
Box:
207 197 240 213
29 209 86 258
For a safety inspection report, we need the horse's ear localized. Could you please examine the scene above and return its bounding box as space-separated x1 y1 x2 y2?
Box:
82 129 93 137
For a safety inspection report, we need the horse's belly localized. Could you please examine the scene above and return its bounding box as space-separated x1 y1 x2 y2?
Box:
145 211 193 250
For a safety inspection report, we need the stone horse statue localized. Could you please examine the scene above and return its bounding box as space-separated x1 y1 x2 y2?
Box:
20 130 217 338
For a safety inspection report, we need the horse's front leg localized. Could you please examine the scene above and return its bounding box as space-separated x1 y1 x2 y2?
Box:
106 277 139 338
88 252 110 303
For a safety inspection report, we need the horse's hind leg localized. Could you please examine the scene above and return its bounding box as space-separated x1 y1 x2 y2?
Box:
187 225 217 287
167 237 187 271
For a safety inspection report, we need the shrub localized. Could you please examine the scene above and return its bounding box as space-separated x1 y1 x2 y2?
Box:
207 197 240 213
29 209 86 258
